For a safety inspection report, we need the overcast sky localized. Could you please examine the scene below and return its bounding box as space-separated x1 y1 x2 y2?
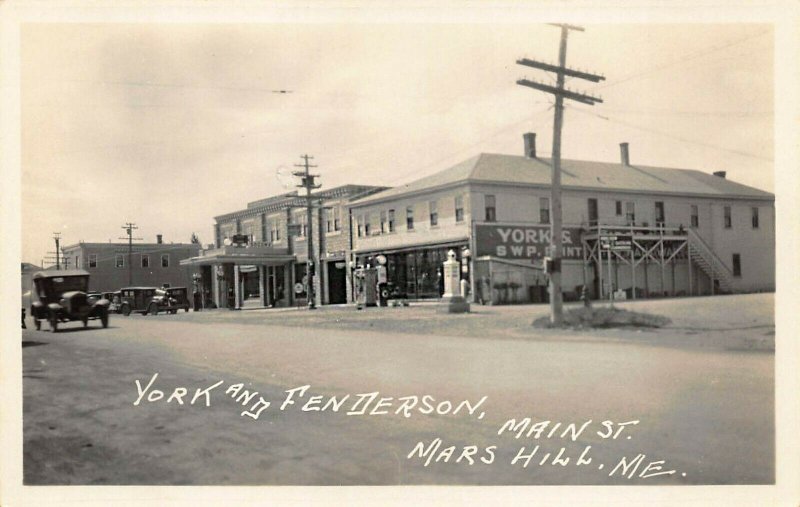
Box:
20 23 773 265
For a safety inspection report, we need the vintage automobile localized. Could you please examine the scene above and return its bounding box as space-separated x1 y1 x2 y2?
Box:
30 270 110 332
148 286 191 315
118 287 158 316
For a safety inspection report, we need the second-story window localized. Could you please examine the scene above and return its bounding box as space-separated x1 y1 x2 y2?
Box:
388 209 395 232
380 210 387 233
364 214 371 236
115 255 124 268
655 201 665 226
141 255 150 268
89 254 97 268
751 207 759 229
334 208 341 231
406 206 415 230
455 195 464 223
625 201 635 225
357 214 364 237
539 197 550 224
691 205 699 228
615 200 622 216
429 200 438 227
326 209 333 233
485 195 496 222
724 206 732 228
161 254 170 268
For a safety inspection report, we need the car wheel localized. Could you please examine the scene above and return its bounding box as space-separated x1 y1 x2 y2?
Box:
170 309 177 315
49 315 58 333
101 310 109 328
34 318 41 331
122 304 131 316
82 318 89 328
148 303 159 316
184 308 189 313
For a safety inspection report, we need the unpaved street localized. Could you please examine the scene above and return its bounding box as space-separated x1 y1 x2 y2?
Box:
22 294 774 485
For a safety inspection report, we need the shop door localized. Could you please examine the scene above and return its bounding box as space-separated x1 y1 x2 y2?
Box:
327 261 347 304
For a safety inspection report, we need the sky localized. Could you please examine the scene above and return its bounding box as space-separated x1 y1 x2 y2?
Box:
20 22 773 265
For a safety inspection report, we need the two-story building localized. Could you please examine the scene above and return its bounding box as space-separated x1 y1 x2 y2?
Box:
60 236 201 292
183 185 386 309
349 133 775 304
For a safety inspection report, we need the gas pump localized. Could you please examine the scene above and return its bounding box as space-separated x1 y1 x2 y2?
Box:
376 264 389 307
354 266 377 308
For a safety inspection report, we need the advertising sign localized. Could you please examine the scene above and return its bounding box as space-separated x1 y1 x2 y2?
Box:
474 223 584 260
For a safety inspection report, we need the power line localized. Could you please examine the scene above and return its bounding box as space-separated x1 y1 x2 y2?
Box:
568 105 773 162
119 223 143 286
293 155 321 310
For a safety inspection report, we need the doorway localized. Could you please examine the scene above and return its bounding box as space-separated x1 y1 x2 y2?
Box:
327 261 347 304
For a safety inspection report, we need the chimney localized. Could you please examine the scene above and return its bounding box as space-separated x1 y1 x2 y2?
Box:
157 234 163 244
619 142 630 166
713 171 727 179
523 132 537 158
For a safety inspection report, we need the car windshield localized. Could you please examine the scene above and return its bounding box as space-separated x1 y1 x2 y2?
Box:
43 276 89 295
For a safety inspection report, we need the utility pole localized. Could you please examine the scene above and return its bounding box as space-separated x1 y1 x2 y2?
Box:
46 232 62 270
119 223 143 286
293 155 321 310
516 24 604 326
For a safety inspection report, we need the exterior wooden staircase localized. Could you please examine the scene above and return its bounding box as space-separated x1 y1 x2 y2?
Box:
687 229 736 293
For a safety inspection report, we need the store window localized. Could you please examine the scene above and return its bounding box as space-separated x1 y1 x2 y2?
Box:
429 200 438 227
540 197 550 224
485 195 496 222
455 196 464 223
724 206 732 228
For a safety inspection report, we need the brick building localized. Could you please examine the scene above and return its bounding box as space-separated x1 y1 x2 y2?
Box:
60 236 201 292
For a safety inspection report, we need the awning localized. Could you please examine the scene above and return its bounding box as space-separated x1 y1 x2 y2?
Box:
179 245 296 267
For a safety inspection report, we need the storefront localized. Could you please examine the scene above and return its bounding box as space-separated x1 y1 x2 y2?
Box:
355 241 469 299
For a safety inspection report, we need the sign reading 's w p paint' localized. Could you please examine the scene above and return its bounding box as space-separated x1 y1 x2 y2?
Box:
473 222 584 260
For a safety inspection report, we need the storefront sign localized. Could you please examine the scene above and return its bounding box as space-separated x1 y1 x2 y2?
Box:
474 223 584 260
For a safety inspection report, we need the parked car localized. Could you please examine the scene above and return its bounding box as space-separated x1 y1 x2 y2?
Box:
149 287 191 315
30 270 110 332
118 287 158 316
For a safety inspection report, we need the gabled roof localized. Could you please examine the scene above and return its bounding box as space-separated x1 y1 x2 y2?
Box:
350 153 773 206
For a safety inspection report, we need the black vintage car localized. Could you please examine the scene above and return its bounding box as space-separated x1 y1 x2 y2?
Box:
30 270 110 332
118 287 158 316
149 287 191 315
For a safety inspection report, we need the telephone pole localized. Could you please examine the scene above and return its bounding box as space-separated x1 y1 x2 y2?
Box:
516 24 604 326
119 223 143 286
46 232 62 270
293 155 321 310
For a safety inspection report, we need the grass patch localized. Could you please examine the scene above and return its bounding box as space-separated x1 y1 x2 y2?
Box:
532 306 671 329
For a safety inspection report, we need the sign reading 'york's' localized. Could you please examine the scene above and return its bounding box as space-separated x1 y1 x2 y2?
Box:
474 223 584 260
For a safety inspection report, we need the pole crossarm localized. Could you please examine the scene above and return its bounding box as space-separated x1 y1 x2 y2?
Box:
516 58 605 82
516 79 603 105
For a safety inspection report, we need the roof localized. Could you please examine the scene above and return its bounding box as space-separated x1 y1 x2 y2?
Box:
33 269 89 279
350 153 774 206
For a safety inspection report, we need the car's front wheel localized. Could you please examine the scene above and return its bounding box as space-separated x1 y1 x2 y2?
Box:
148 303 159 316
82 318 89 328
34 318 41 331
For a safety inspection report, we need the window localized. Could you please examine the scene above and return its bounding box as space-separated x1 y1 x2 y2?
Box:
724 206 732 228
690 205 699 228
588 198 598 225
406 206 415 230
161 254 170 268
429 200 438 227
380 210 387 233
115 255 124 268
357 214 364 237
388 209 395 232
326 209 333 233
655 201 665 226
615 200 622 216
75 256 80 269
141 255 150 268
732 253 741 277
485 195 496 222
89 254 97 268
625 202 635 224
364 214 371 236
334 208 341 231
751 207 759 229
455 196 464 223
539 197 550 224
